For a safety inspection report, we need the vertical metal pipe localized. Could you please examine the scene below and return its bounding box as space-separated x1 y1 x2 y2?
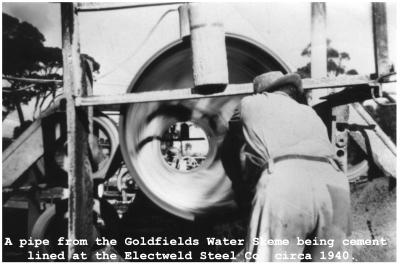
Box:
61 2 93 260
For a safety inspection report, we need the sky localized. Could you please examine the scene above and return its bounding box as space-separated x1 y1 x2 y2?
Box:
2 1 397 97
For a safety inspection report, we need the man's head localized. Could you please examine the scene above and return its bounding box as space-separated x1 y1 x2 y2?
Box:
253 71 307 104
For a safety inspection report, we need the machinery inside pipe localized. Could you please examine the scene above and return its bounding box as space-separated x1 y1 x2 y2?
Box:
119 34 291 220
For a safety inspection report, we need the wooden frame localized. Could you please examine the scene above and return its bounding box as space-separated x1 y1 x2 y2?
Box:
58 2 395 261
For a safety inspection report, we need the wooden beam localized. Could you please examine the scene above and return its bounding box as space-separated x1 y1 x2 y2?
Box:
61 3 93 260
76 2 181 12
303 74 372 89
2 98 64 188
368 3 396 178
372 3 391 75
2 120 43 187
77 83 251 106
349 103 396 177
76 75 373 106
310 2 328 105
310 3 350 173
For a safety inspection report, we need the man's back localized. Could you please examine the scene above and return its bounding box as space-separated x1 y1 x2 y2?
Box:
239 92 334 162
233 91 351 261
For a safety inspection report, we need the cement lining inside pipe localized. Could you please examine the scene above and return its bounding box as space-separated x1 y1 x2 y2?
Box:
119 34 291 220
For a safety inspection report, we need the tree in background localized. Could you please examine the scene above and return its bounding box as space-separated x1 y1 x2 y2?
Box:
2 13 100 123
296 39 358 78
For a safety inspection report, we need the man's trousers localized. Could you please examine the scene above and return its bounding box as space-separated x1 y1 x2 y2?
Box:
245 159 352 262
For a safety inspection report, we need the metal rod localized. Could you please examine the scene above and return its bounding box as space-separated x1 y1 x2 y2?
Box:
76 75 373 106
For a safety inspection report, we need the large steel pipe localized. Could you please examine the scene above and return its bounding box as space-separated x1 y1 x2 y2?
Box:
120 34 290 220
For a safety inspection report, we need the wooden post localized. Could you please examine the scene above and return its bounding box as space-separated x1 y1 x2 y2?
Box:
345 3 396 179
372 3 391 75
310 2 328 105
310 3 349 173
61 3 94 261
179 4 190 38
188 3 228 88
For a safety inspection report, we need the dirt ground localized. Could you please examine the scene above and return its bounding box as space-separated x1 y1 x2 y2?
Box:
350 177 396 262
